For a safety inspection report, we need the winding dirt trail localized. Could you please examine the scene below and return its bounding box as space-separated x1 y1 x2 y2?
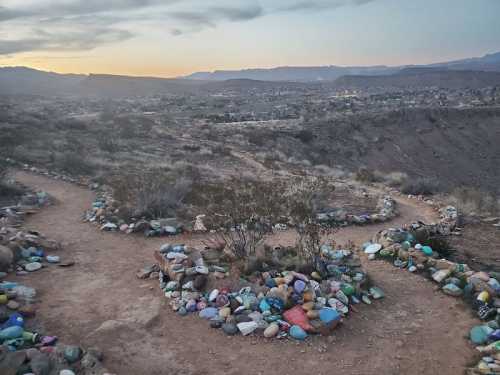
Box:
13 171 478 375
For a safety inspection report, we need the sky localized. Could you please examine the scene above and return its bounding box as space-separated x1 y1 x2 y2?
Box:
0 0 499 77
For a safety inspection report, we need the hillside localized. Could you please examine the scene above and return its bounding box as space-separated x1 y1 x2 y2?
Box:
334 69 500 89
184 51 500 82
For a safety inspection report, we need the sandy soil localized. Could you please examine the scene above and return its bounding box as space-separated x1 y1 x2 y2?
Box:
12 171 479 375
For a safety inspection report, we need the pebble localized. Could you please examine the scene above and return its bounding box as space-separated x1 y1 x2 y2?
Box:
289 325 308 340
264 323 279 338
7 300 20 310
60 371 76 375
199 307 218 320
222 323 238 336
237 321 258 336
46 255 60 263
25 262 42 272
63 345 82 364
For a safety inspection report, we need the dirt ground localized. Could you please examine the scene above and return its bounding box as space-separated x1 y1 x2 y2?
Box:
449 222 500 273
12 171 480 375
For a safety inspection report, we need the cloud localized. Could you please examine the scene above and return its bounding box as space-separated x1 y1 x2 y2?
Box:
0 0 374 54
278 0 375 12
167 3 263 35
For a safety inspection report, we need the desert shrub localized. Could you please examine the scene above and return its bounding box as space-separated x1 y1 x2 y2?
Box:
447 187 499 216
247 132 266 147
0 160 23 198
212 145 232 157
197 175 335 268
98 138 119 153
110 167 194 219
354 167 383 183
401 177 441 195
384 171 409 187
55 153 96 176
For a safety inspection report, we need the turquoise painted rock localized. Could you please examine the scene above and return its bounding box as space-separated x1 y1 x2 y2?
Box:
63 345 81 364
0 325 23 341
442 283 463 297
421 246 433 256
289 325 307 340
470 325 493 345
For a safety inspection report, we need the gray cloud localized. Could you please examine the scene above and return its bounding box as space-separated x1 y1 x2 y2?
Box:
0 0 375 54
278 0 375 12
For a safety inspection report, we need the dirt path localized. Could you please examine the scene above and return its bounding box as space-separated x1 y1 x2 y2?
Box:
13 171 478 375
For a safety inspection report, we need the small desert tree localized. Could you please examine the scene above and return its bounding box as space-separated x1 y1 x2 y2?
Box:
200 175 336 269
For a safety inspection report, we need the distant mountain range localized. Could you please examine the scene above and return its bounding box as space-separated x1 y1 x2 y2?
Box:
184 51 500 82
1 51 500 97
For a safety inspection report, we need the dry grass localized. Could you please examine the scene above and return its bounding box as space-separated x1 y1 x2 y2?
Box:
447 187 499 216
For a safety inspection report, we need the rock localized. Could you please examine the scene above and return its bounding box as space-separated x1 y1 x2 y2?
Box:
30 351 50 375
369 287 384 300
293 280 306 294
0 245 14 272
319 308 341 324
442 283 463 297
63 345 81 364
25 262 42 272
237 321 258 336
0 349 26 375
18 304 37 318
209 289 219 302
60 370 76 375
199 307 218 320
264 323 279 338
219 307 231 318
6 300 19 310
222 323 238 336
364 243 382 254
432 269 452 283
471 325 493 345
0 326 23 341
46 255 60 263
289 325 308 340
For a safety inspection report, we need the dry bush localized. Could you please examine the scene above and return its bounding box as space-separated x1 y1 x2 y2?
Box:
401 177 441 195
55 152 96 176
110 166 195 219
0 161 23 198
384 171 409 187
197 175 335 267
354 167 383 183
447 187 499 216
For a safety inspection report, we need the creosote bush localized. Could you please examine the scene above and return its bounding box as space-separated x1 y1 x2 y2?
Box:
198 175 336 270
110 166 197 220
401 177 441 195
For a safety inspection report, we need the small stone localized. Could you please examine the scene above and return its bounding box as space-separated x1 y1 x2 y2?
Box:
471 325 493 345
199 307 218 319
46 256 60 263
60 370 76 375
63 345 81 364
219 307 231 318
7 300 20 310
289 325 308 340
237 321 258 336
369 287 384 300
25 262 42 272
442 283 463 297
264 323 279 338
222 323 238 336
